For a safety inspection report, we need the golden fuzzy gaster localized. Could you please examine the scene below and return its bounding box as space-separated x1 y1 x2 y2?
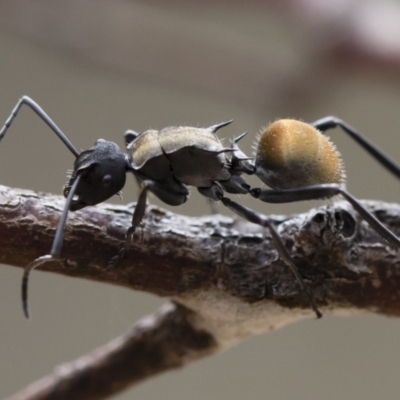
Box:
255 119 346 190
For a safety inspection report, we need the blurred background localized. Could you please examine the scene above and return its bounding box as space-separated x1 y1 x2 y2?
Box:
1 1 400 399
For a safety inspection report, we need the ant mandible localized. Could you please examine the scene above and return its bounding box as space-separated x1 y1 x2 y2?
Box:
1 96 400 320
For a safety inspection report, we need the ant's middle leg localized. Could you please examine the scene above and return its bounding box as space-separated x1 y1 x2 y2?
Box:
198 182 322 318
219 195 322 318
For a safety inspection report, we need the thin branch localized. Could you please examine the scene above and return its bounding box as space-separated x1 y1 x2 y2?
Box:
1 184 400 399
2 184 400 312
6 302 218 400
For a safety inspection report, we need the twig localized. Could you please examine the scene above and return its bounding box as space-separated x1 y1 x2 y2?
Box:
1 184 400 399
6 302 217 400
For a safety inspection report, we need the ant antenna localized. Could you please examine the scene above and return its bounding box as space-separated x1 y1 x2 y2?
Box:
22 175 82 319
0 96 79 157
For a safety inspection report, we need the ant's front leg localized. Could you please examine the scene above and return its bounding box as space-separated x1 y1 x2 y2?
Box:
108 182 150 269
108 179 189 268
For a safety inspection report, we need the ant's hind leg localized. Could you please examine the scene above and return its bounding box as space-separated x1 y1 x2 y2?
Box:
251 184 400 248
311 116 400 179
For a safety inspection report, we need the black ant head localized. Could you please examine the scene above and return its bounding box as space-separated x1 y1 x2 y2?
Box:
64 139 127 211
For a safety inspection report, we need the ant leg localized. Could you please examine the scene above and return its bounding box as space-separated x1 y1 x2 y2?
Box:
108 182 150 269
109 179 189 268
311 116 400 179
208 198 219 214
0 96 79 157
219 196 322 318
22 175 82 319
198 186 222 214
251 184 400 248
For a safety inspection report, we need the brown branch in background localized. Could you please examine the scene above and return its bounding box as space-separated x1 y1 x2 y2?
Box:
1 184 400 399
6 302 218 400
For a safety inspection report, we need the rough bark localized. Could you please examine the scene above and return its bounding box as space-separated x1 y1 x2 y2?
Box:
1 184 400 399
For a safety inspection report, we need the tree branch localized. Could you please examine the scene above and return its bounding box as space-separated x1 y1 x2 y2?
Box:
1 184 400 399
7 302 217 400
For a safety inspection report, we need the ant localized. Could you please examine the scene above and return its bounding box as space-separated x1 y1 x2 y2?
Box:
1 96 400 320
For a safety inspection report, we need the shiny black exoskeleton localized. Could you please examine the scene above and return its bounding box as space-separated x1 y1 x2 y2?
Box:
2 96 400 319
0 97 256 318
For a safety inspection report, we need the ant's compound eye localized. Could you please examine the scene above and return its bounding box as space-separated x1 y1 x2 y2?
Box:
102 174 113 187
